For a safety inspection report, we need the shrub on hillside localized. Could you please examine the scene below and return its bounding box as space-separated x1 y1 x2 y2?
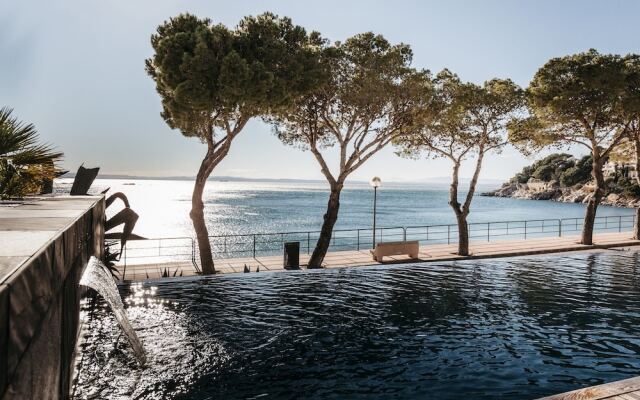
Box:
612 176 640 198
511 153 575 184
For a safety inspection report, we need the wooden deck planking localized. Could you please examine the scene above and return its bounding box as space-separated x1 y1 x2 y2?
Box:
538 376 640 400
116 231 640 281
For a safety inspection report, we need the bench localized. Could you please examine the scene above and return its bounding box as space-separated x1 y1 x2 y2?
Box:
370 240 420 262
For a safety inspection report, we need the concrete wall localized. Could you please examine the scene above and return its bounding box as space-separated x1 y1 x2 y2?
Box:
0 196 104 400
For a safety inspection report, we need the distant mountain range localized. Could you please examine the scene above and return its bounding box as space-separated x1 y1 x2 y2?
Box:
59 172 504 187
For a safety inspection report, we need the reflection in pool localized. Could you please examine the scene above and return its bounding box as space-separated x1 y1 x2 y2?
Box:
72 250 640 399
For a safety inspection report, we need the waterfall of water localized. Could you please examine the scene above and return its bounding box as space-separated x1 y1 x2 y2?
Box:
80 256 147 365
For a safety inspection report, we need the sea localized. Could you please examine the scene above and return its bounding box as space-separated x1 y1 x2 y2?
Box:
55 178 635 240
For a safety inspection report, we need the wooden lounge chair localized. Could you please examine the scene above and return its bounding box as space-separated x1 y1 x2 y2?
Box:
70 165 100 195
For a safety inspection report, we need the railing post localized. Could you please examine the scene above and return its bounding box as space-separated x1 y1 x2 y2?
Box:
403 228 407 242
357 229 360 250
524 221 527 239
447 225 450 245
307 232 311 254
192 239 196 267
191 238 200 272
253 235 256 258
487 222 490 242
558 219 562 237
122 242 127 281
619 215 622 232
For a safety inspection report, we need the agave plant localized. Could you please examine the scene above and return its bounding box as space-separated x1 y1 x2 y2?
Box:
102 242 122 280
0 107 63 199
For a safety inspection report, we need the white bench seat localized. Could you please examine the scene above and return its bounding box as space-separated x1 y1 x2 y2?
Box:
370 240 420 262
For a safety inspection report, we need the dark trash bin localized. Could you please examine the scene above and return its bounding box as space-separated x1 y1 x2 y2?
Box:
283 242 300 270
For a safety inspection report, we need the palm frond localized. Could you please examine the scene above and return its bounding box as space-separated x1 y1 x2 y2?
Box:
0 107 64 198
0 107 63 164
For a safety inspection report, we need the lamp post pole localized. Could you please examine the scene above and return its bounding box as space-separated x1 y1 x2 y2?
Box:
370 177 381 249
373 186 377 248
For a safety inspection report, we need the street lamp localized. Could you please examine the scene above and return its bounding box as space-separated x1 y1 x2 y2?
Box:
370 176 381 248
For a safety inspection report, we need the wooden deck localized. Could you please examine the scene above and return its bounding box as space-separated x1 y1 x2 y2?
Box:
116 231 640 281
539 376 640 400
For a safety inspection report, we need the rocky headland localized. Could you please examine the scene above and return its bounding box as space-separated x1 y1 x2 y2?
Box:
483 180 640 208
482 153 640 208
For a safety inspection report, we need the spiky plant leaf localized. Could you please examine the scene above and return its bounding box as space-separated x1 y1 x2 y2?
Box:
0 107 63 198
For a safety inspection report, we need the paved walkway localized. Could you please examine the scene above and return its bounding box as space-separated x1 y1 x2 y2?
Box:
116 231 640 281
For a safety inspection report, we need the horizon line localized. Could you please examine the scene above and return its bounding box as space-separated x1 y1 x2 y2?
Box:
58 172 505 185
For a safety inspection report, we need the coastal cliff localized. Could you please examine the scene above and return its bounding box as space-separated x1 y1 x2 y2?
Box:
482 153 640 208
483 180 640 207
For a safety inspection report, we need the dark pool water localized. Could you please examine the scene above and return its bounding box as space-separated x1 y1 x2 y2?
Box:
73 250 640 400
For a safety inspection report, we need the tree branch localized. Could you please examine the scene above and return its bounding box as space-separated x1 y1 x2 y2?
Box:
309 139 337 187
462 149 485 215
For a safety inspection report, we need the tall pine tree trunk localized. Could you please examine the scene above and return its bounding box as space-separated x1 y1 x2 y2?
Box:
448 159 476 257
449 161 469 256
634 132 640 240
191 151 216 274
635 208 640 240
308 185 342 268
581 155 605 245
454 210 470 256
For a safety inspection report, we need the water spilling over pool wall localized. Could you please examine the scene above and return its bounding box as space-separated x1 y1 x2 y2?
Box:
79 257 146 365
0 196 104 399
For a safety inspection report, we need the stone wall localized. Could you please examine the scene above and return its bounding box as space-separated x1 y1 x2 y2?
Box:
0 196 104 399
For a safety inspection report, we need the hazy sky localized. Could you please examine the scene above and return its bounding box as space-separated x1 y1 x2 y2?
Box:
2 0 639 182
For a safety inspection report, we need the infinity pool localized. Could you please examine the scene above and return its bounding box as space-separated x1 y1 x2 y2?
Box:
72 250 640 399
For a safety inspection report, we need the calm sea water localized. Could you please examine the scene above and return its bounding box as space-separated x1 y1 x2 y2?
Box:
57 178 634 239
73 250 640 399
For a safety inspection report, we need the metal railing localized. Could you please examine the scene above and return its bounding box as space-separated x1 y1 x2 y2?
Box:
206 226 406 259
115 214 636 270
117 236 199 278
